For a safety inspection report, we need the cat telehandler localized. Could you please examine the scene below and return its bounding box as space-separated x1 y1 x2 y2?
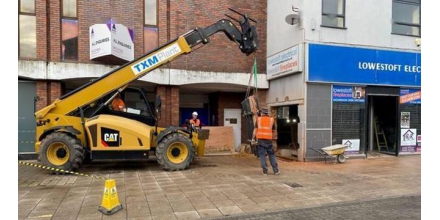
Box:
33 9 259 171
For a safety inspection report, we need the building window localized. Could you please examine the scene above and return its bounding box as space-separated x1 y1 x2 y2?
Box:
144 0 158 53
19 0 36 58
392 0 421 36
61 0 78 61
322 0 345 28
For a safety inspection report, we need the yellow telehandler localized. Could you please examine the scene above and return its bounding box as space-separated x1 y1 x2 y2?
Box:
34 9 259 171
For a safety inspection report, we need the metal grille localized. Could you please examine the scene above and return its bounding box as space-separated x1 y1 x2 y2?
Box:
332 102 364 145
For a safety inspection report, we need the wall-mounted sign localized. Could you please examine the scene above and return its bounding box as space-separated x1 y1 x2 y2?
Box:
400 89 421 104
342 139 360 154
401 112 410 128
266 44 303 80
332 86 365 102
401 129 417 152
308 43 421 87
90 18 134 62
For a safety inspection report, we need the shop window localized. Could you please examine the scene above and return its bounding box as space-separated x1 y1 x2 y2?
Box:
392 0 421 36
61 0 78 61
144 0 158 53
321 0 345 28
19 0 36 58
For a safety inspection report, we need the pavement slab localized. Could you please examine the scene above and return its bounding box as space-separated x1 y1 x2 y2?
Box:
18 155 421 219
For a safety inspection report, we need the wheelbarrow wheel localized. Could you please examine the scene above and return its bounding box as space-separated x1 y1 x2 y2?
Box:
337 154 346 163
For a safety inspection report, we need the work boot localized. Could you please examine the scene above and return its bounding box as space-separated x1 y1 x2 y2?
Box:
262 171 268 176
274 171 281 176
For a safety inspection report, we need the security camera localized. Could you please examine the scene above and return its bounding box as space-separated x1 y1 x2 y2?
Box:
415 38 421 47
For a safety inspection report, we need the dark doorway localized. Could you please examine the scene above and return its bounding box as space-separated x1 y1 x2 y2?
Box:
276 105 300 158
367 95 399 155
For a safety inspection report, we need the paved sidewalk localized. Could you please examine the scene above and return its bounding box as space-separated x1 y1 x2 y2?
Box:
213 195 421 220
18 154 421 220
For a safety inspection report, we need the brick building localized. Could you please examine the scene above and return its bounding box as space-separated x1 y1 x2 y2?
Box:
18 0 268 157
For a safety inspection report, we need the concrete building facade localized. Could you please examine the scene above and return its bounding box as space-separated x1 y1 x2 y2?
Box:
267 0 421 161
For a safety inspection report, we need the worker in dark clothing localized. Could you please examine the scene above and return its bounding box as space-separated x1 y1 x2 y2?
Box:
252 107 280 176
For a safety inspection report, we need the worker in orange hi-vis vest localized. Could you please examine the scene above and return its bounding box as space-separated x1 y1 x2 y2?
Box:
252 107 280 176
189 112 201 128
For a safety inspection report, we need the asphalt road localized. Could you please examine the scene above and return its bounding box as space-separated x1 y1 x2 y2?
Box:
212 195 421 220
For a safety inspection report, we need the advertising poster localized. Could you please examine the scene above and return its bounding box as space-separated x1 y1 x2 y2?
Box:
400 129 417 152
342 139 360 154
333 86 365 102
400 112 410 128
400 89 421 104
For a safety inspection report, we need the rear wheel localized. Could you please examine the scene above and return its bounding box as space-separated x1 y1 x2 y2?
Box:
156 133 194 171
39 132 85 173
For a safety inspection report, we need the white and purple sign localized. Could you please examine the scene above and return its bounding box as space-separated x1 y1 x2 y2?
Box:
90 18 134 61
342 139 360 154
332 86 365 102
400 129 417 152
417 135 421 152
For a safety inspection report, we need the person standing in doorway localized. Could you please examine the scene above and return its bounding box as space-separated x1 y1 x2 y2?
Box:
252 107 280 176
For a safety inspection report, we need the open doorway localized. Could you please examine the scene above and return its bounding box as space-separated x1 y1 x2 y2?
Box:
276 105 300 159
367 95 399 155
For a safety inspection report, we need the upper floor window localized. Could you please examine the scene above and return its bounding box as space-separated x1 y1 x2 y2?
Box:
322 0 345 28
144 0 158 53
19 0 36 58
61 0 78 61
392 0 421 36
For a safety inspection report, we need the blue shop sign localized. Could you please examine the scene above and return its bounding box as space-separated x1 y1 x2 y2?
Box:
332 85 365 103
308 44 421 87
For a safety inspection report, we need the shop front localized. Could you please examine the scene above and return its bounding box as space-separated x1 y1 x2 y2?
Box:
306 43 421 159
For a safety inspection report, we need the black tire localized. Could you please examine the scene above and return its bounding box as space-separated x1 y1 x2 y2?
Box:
156 133 195 171
337 154 346 163
38 132 85 173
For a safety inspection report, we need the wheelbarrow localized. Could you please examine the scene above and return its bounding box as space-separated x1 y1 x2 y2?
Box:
308 144 349 163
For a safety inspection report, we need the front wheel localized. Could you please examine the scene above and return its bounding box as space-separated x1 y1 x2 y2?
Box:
337 154 346 163
155 133 195 171
38 132 85 172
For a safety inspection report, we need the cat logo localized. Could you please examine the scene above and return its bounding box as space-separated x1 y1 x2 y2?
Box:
104 133 118 142
101 127 120 147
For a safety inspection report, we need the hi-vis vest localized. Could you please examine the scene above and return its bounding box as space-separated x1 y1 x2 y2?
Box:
256 116 274 140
